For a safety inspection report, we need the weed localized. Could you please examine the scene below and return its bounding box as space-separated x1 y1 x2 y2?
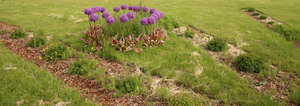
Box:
115 76 142 94
27 37 46 48
207 38 227 52
247 8 255 12
69 58 98 75
289 84 300 105
184 29 195 38
44 45 74 61
97 46 120 62
0 29 8 35
167 93 204 106
234 55 266 73
252 12 260 16
155 87 170 100
10 30 27 39
267 21 274 25
259 16 267 20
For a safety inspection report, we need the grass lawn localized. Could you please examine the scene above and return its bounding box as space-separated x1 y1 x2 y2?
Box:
0 0 299 105
0 44 96 106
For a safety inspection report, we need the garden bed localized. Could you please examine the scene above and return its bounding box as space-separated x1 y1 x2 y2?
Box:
242 8 300 45
172 24 299 105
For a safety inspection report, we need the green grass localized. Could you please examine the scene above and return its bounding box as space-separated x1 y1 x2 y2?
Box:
0 44 96 106
0 0 300 105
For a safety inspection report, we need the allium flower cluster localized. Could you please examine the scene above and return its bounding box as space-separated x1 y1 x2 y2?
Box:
113 7 120 12
120 14 129 23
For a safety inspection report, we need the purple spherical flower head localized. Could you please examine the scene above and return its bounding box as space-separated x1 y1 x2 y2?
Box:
113 7 120 12
102 11 110 18
143 7 149 12
84 8 93 15
140 18 148 25
152 12 161 20
106 16 115 24
89 13 99 22
127 12 135 19
148 16 156 24
134 6 141 12
100 7 106 13
128 6 133 10
92 6 102 13
150 8 156 14
159 12 164 19
120 14 129 23
121 4 127 10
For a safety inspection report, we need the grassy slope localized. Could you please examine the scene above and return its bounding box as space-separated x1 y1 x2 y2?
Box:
0 0 298 75
0 0 299 105
0 44 96 106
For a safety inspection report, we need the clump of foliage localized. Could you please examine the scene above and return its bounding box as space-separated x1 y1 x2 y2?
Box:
155 87 170 100
252 12 260 16
44 45 74 61
69 58 98 75
184 29 195 38
267 21 274 25
234 55 266 73
160 16 182 30
27 37 46 48
259 16 267 20
97 46 120 62
0 29 8 35
271 25 300 41
207 38 227 52
167 93 204 106
10 29 27 39
289 84 300 105
247 8 255 12
115 76 142 94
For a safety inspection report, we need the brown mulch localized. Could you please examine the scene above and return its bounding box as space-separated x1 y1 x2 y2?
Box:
0 22 154 106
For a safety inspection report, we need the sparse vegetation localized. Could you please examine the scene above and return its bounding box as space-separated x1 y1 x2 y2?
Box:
0 29 7 35
10 29 27 39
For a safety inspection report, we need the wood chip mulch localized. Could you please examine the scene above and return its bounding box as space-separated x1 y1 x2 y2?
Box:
0 22 157 106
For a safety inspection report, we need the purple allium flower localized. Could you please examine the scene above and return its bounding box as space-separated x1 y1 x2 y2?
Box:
120 14 129 23
127 12 135 19
134 6 141 12
148 16 156 24
84 8 93 15
159 12 164 19
143 7 149 12
121 4 127 10
113 7 120 12
150 8 156 14
102 11 110 18
89 13 99 22
128 6 133 10
100 7 106 13
140 18 148 25
106 16 115 24
151 13 160 20
92 6 102 13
